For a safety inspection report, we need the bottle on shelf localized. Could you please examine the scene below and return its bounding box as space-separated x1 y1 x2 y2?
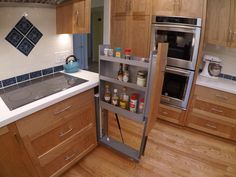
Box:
112 89 119 106
117 63 123 81
124 48 131 60
104 84 111 103
119 87 129 109
123 64 129 83
138 98 145 113
130 93 139 113
115 47 122 58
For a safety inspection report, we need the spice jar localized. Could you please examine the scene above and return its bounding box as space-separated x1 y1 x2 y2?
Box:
138 98 144 113
104 84 111 103
137 71 147 87
115 47 122 58
130 93 139 113
124 48 131 60
123 65 129 82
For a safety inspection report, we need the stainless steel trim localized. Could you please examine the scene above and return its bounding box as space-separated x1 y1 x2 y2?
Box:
165 66 192 76
151 16 202 27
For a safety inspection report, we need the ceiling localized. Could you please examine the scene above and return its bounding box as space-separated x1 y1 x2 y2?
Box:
0 0 67 5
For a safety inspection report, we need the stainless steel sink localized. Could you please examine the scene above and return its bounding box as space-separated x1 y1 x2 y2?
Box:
0 73 88 110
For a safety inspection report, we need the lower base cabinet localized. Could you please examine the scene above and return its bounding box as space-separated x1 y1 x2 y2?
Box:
12 89 97 177
157 104 184 125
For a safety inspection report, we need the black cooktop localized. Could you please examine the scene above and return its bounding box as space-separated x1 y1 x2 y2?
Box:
0 73 88 110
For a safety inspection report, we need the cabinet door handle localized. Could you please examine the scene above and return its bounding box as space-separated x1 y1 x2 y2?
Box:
129 0 132 12
54 105 72 115
59 127 73 137
211 108 223 113
215 94 229 100
64 152 76 161
205 123 217 129
162 111 168 115
76 10 79 25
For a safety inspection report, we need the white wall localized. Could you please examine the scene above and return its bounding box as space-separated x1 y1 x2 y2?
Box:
103 0 110 44
0 6 73 80
204 44 236 76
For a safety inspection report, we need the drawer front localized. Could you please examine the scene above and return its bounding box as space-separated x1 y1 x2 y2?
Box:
41 126 97 177
31 103 95 156
195 85 236 106
16 89 94 138
194 98 236 120
157 104 183 124
187 112 234 138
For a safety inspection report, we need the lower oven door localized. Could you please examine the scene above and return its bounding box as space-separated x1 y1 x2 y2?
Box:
161 66 194 109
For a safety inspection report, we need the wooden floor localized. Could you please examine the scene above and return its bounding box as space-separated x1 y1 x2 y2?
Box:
61 121 236 177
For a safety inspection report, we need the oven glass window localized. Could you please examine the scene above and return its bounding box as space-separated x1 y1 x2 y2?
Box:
162 72 188 100
155 30 194 61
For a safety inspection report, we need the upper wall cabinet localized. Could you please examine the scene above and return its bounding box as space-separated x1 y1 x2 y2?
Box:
152 0 205 18
205 0 236 48
111 0 151 16
56 0 91 34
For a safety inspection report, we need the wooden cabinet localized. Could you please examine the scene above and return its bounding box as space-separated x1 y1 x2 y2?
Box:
205 0 236 48
111 15 151 58
16 89 97 177
186 85 236 140
0 125 38 177
112 0 151 16
157 104 184 125
152 0 205 18
56 0 91 34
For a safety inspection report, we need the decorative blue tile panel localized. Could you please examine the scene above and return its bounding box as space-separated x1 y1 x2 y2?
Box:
27 27 43 45
5 28 24 47
223 74 232 80
30 70 42 79
54 65 64 72
42 68 53 75
2 77 16 87
15 16 33 35
0 81 2 88
16 74 30 82
5 16 43 56
17 38 34 56
232 76 236 81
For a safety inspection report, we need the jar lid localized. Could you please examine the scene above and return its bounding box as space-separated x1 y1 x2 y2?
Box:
140 98 144 102
137 71 147 76
115 47 122 51
131 93 139 99
124 48 131 53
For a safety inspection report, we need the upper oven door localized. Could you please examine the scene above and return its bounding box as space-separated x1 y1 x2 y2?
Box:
161 67 194 109
151 24 201 70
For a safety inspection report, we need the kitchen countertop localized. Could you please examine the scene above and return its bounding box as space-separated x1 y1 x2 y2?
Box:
196 75 236 94
0 70 99 128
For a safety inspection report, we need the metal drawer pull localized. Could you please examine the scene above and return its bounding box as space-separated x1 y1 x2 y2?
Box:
64 153 76 161
162 111 168 115
215 94 228 100
206 123 217 129
211 108 223 113
59 128 73 137
54 105 72 115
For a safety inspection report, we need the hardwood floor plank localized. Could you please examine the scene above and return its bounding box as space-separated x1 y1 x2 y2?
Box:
61 122 236 177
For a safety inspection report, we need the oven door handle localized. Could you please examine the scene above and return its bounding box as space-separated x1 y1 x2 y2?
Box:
165 67 192 76
152 24 199 31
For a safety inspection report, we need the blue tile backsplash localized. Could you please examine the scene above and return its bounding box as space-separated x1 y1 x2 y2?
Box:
5 16 43 56
0 65 63 88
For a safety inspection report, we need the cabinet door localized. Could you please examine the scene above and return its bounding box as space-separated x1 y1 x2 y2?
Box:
111 0 129 16
230 0 236 48
110 16 130 49
131 0 151 15
0 125 37 177
178 0 204 18
205 0 231 47
152 0 175 16
129 15 151 58
73 0 91 33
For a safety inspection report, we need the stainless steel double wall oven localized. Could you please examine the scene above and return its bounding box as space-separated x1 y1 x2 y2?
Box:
151 16 202 109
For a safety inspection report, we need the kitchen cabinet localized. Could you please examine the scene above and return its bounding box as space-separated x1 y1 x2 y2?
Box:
152 0 205 18
111 0 151 16
56 0 91 34
16 89 97 177
0 124 38 177
157 104 184 125
186 85 236 140
205 0 236 48
111 15 151 58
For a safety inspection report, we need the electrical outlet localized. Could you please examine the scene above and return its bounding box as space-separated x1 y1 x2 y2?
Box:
55 51 71 64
